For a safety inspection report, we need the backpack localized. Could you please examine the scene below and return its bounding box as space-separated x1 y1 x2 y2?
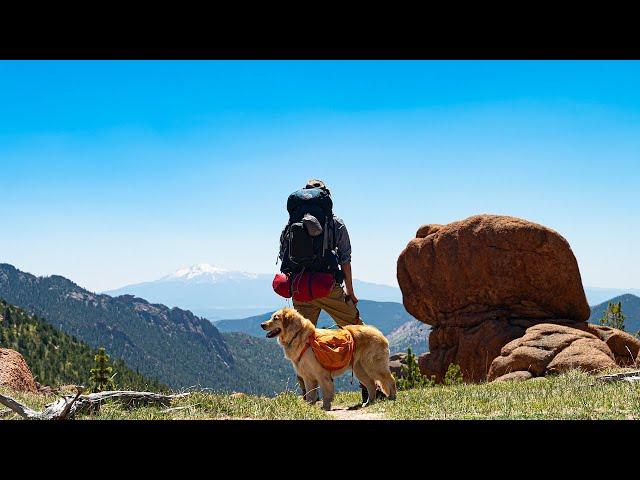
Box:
280 188 342 280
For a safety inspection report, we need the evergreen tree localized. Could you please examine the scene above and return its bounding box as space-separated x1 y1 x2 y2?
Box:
599 301 626 331
89 347 116 392
394 347 433 390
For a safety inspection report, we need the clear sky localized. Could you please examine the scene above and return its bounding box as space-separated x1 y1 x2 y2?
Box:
1 60 639 292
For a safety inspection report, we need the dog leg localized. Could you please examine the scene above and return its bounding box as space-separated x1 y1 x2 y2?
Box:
353 363 377 407
297 375 307 399
303 378 319 404
318 374 334 411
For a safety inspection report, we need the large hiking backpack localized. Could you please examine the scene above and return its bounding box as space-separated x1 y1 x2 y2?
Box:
280 187 342 280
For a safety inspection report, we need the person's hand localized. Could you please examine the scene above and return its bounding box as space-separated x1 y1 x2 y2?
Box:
346 291 358 305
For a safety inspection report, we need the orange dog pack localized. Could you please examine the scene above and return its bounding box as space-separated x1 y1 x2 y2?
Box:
298 328 355 371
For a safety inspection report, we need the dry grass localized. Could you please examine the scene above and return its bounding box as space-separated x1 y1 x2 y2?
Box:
0 387 329 420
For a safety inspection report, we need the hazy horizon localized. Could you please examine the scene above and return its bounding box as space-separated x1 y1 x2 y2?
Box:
2 61 639 292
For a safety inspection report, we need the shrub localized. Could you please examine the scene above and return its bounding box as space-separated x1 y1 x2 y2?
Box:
444 363 463 385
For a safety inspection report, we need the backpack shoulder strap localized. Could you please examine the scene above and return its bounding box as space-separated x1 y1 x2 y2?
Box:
332 216 338 251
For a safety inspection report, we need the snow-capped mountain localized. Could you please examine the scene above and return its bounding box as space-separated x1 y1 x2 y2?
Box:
158 264 260 283
104 263 402 320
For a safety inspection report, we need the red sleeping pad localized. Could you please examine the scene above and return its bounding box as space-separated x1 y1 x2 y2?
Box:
272 272 334 302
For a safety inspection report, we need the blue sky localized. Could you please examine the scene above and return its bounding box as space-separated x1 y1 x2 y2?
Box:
0 60 639 292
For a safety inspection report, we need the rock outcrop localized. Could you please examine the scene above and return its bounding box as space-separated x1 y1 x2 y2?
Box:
397 214 639 382
0 348 38 393
398 215 590 327
488 323 639 380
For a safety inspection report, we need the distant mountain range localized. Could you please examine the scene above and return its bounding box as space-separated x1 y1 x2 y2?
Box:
386 321 430 355
0 263 297 395
104 264 402 320
584 287 640 306
215 300 414 337
104 265 638 320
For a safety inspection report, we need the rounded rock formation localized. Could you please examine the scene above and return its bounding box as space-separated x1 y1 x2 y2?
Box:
397 214 596 382
398 215 591 327
487 323 617 380
0 348 38 393
487 323 640 381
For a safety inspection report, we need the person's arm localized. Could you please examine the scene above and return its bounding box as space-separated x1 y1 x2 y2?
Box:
341 261 357 305
334 217 357 304
278 225 287 262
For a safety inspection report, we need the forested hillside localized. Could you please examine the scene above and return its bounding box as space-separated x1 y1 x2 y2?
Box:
0 298 165 390
0 264 298 394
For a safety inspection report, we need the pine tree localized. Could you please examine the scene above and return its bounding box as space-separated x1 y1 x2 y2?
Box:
394 347 433 390
599 301 626 331
89 347 116 392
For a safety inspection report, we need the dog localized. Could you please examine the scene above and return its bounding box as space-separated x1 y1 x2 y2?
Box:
261 307 397 411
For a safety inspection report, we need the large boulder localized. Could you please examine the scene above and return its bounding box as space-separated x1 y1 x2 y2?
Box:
0 348 37 393
397 215 595 382
398 215 590 327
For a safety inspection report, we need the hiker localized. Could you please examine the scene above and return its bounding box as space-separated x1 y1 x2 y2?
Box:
276 179 380 405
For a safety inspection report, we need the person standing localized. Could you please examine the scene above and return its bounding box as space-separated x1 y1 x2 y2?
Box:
278 179 379 405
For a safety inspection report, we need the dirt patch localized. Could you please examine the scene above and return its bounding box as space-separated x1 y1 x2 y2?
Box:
327 405 386 420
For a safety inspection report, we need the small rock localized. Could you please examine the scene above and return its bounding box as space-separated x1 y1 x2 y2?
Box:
493 371 533 382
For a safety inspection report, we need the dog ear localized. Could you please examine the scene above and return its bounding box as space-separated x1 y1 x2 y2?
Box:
282 309 297 328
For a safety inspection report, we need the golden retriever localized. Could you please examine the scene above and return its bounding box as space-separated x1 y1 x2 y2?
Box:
261 307 397 411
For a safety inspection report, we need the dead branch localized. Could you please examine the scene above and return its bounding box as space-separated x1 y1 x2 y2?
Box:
0 390 190 420
597 370 640 383
0 394 42 419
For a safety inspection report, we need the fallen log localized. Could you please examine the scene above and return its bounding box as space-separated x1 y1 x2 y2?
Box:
0 388 190 420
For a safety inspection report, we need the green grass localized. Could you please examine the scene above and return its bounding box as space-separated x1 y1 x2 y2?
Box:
0 387 329 420
360 369 640 420
4 369 640 420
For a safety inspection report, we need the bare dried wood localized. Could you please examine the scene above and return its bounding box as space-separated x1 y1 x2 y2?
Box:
0 389 190 420
597 370 640 383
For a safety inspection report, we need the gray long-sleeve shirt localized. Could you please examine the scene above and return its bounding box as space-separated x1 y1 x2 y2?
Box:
279 215 352 264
